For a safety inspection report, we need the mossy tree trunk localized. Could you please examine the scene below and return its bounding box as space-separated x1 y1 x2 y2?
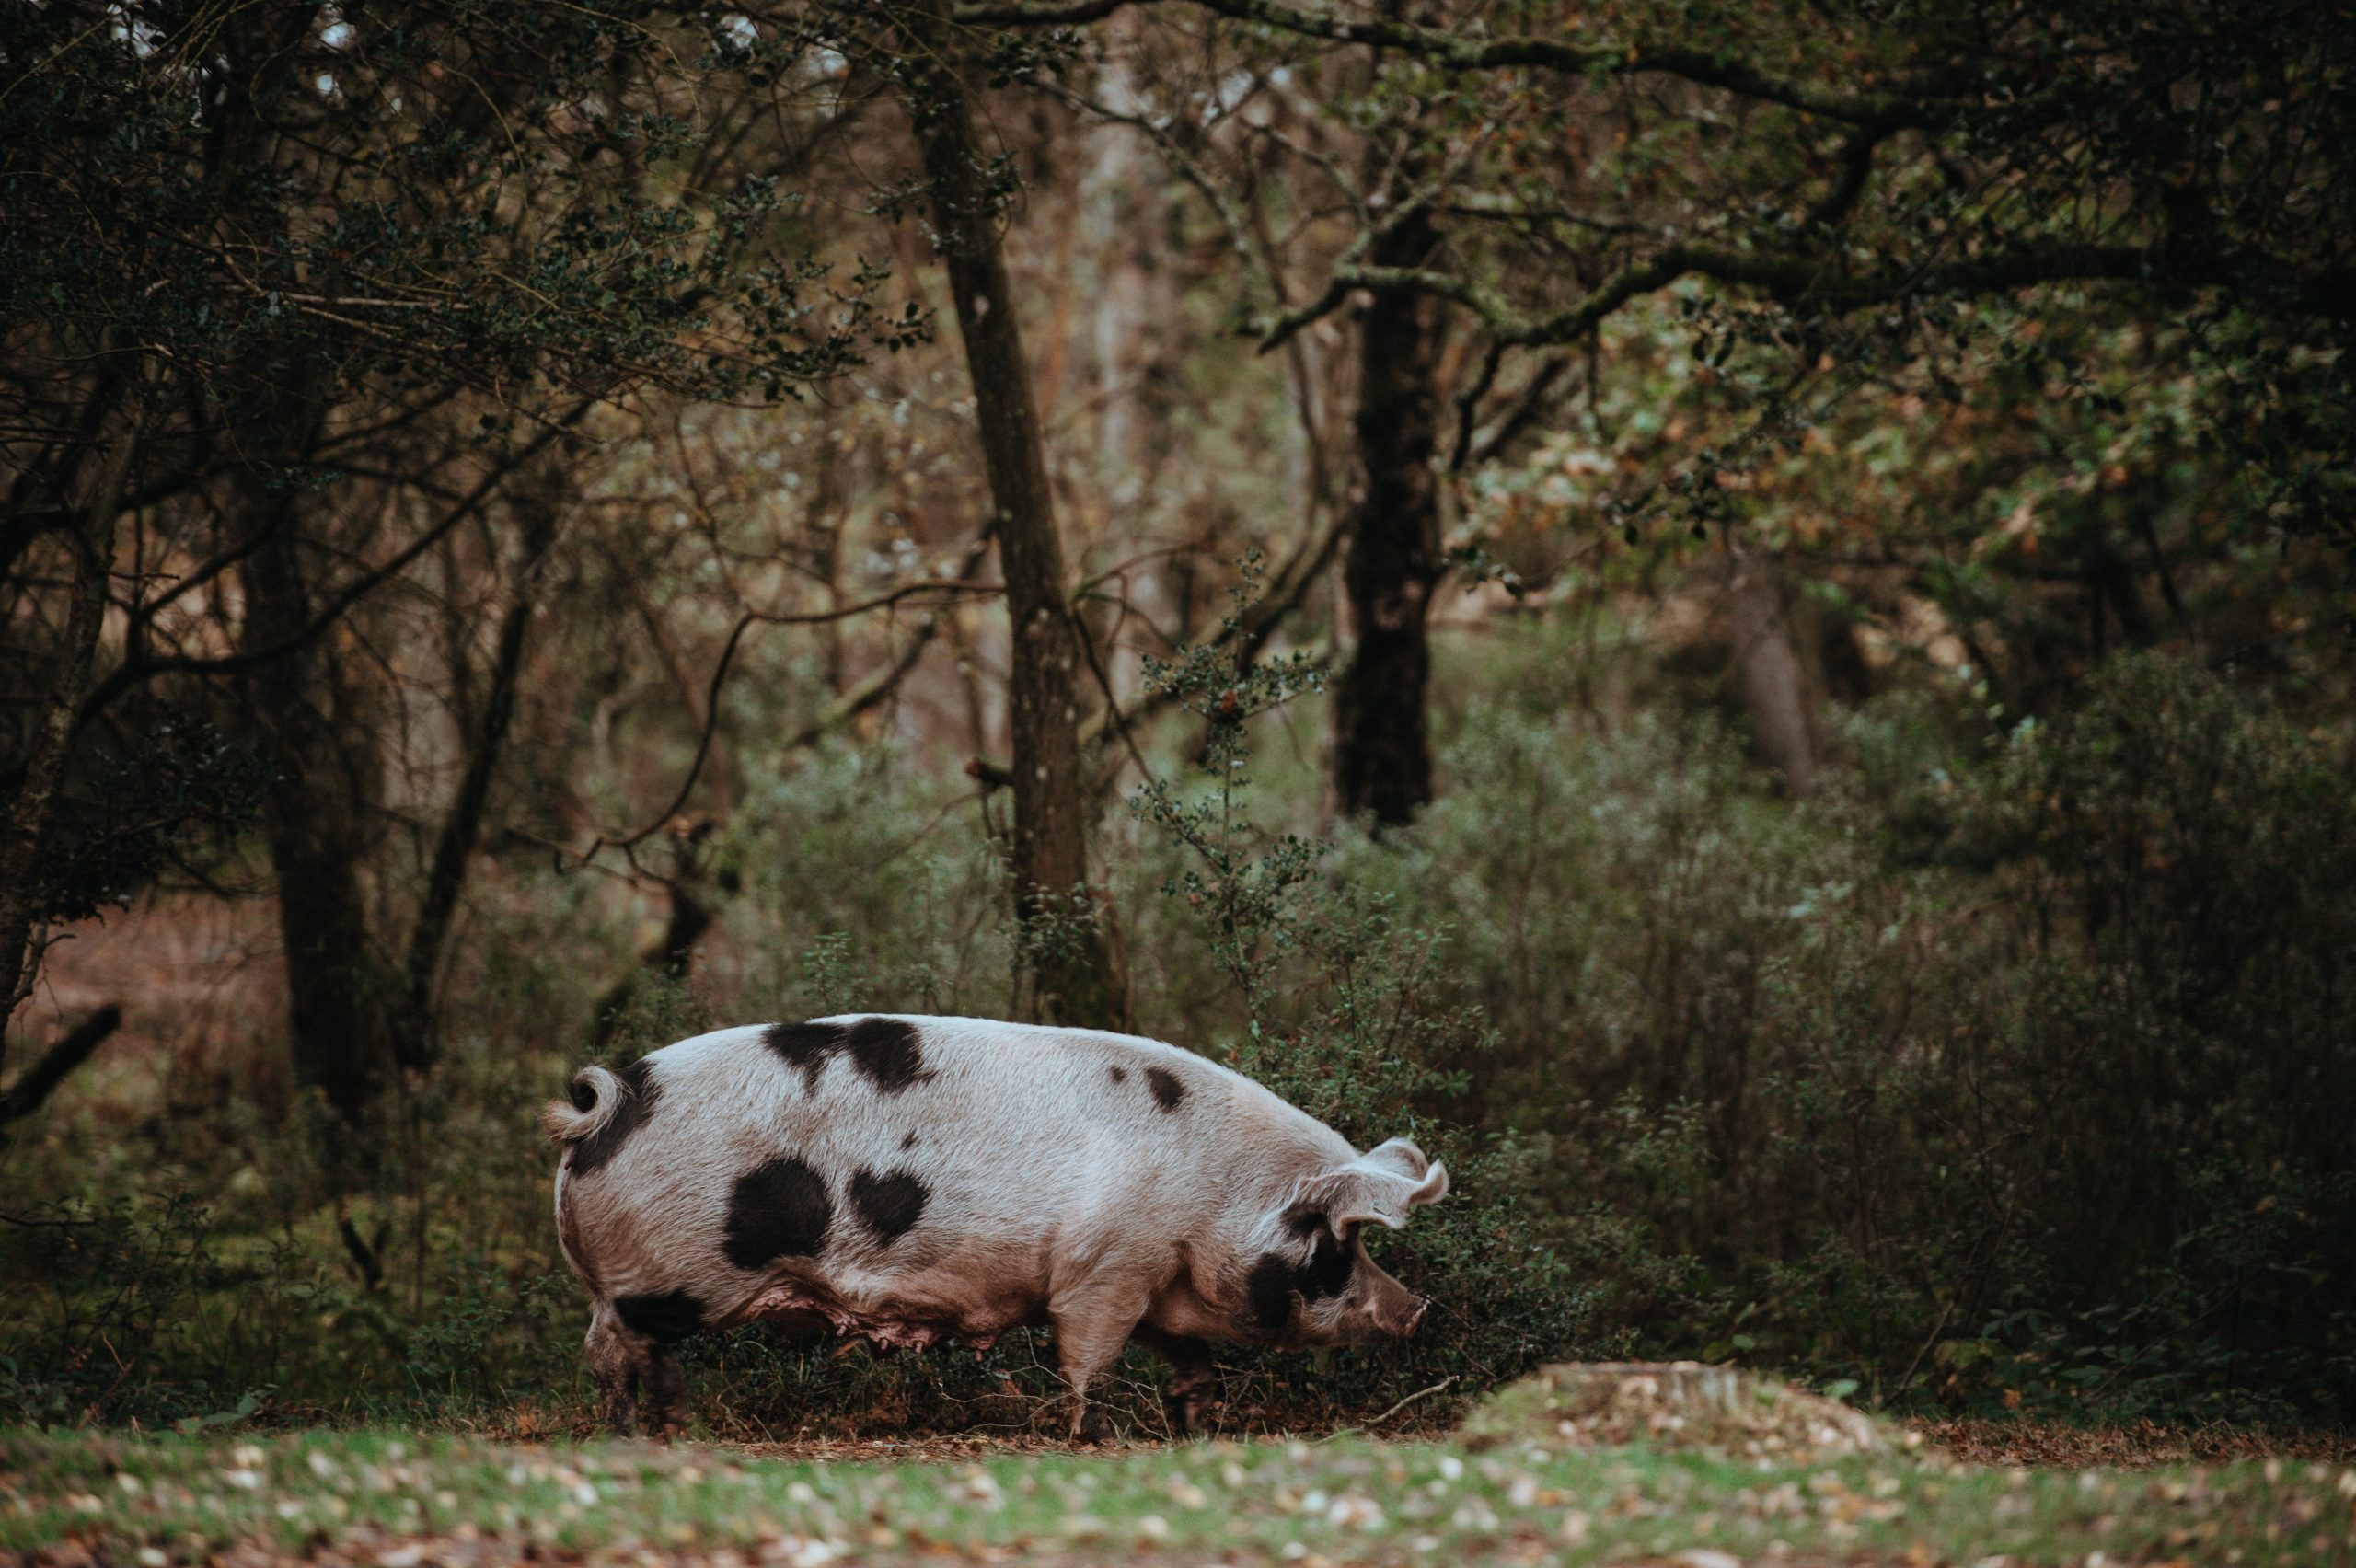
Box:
905 7 1126 1029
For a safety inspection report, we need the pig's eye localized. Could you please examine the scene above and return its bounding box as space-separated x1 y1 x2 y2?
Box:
1301 1224 1354 1297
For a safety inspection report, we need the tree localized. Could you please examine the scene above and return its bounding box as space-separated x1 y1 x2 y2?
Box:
1332 52 1450 825
900 0 1129 1027
958 0 2356 785
708 0 1131 1023
1 0 895 1114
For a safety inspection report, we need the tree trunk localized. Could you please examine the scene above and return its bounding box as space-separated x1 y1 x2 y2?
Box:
1333 202 1449 826
905 14 1125 1029
0 417 134 1035
592 867 715 1051
238 471 396 1124
395 475 563 1070
1079 23 1170 507
1724 546 1826 798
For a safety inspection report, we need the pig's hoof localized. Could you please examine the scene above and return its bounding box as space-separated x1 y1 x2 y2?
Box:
1163 1388 1218 1437
1075 1408 1117 1446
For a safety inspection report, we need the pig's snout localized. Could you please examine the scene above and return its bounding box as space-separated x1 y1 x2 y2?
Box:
1356 1292 1431 1341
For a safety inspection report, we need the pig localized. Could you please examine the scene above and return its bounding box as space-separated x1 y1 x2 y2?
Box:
542 1014 1449 1440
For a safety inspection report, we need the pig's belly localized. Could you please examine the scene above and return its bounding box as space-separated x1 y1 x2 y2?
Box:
723 1270 1045 1354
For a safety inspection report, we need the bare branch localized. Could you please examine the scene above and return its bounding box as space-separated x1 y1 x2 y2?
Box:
0 1005 122 1133
956 0 1951 127
1033 75 1286 315
1273 238 2356 353
76 407 595 725
574 530 1003 862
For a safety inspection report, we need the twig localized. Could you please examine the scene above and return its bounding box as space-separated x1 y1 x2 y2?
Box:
1340 1374 1457 1435
1889 1294 1961 1410
1071 605 1154 788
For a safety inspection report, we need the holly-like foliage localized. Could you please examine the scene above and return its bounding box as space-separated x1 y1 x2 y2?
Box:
1128 552 1327 1015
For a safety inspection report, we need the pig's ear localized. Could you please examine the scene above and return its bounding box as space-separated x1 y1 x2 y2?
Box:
1358 1137 1433 1182
1307 1140 1449 1237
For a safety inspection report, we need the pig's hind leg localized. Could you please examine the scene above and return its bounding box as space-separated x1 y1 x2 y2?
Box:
584 1301 689 1437
1132 1325 1221 1437
584 1302 642 1435
641 1342 687 1436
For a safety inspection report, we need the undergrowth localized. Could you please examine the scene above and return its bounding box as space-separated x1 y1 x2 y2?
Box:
2 641 2350 1435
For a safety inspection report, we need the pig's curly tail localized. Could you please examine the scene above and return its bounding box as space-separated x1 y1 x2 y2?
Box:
541 1064 623 1142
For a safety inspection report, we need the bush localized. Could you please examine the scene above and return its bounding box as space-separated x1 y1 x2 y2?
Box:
1311 650 2356 1422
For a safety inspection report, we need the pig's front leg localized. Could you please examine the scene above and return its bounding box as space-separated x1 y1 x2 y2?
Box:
1048 1286 1147 1445
1132 1324 1221 1436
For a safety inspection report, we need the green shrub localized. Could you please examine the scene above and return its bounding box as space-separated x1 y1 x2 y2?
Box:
1308 650 2356 1421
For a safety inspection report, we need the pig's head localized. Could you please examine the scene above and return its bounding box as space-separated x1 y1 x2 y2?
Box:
1234 1138 1449 1348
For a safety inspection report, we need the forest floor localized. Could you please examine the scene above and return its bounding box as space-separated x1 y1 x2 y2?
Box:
6 1417 2353 1568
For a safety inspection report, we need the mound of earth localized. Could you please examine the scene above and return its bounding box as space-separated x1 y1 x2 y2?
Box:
1461 1361 1900 1461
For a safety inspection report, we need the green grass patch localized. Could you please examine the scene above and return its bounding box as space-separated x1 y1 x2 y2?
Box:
5 1425 2351 1564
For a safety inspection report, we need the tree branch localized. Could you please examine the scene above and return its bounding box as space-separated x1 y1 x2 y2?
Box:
1271 238 2356 352
575 539 1002 862
75 407 593 727
1463 352 1571 470
1072 509 1345 789
393 488 564 1072
957 0 1950 127
0 1004 122 1132
1032 75 1287 317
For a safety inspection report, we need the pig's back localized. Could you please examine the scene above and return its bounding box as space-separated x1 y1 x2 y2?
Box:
649 1014 1302 1180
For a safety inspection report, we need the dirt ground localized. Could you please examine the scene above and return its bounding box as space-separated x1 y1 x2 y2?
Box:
1911 1414 2356 1470
468 1410 2354 1470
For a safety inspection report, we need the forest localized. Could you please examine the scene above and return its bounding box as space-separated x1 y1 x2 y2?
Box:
3 0 2353 1560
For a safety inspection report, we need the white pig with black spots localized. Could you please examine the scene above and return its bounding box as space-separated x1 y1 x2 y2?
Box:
542 1014 1449 1438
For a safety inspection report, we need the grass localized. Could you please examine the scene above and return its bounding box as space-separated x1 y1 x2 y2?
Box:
6 1424 2353 1565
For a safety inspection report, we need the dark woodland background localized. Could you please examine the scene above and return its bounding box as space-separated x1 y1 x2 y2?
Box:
3 0 2351 1437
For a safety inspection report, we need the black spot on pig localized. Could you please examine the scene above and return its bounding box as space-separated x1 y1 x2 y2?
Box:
849 1168 930 1245
615 1290 705 1343
1245 1254 1297 1331
1245 1228 1355 1332
1145 1066 1186 1112
1108 1065 1127 1085
901 1131 918 1150
569 1075 596 1112
571 1059 660 1176
846 1017 933 1093
761 1018 934 1095
763 1020 849 1093
724 1156 832 1268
